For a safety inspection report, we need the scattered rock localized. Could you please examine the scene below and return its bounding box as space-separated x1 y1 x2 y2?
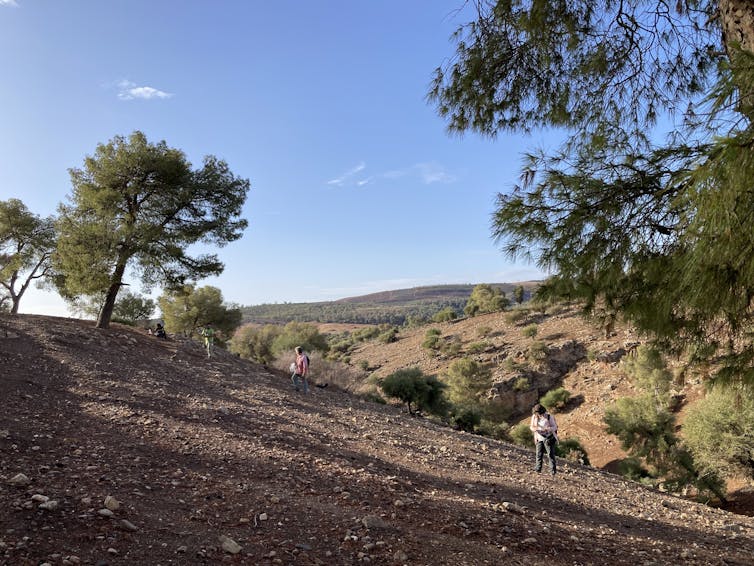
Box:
218 535 241 554
120 519 138 532
39 500 59 511
104 496 120 511
8 473 30 486
362 515 388 530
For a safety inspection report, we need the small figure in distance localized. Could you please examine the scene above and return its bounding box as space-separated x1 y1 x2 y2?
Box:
291 346 309 393
530 403 559 476
199 324 215 358
154 323 166 339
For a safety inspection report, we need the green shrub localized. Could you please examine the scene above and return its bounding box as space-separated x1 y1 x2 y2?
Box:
353 326 380 342
540 387 571 411
422 328 442 350
683 384 754 480
476 420 510 441
512 376 530 391
464 283 510 316
362 391 387 405
617 457 652 481
556 438 590 465
527 340 548 362
505 308 529 324
433 307 457 323
451 405 482 432
467 341 490 354
476 325 493 337
509 423 532 446
358 359 370 371
445 358 491 406
380 367 447 416
230 324 282 365
502 357 521 372
440 337 462 357
378 327 399 343
522 324 538 338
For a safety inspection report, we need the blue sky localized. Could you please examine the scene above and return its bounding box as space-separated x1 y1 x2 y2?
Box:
1 0 549 317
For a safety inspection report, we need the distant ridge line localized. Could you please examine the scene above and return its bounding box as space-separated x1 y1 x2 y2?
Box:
240 281 541 325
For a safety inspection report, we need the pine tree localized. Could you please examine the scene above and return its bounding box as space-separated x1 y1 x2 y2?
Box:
430 2 754 383
55 132 249 328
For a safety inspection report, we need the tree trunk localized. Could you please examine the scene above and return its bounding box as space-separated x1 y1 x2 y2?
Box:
8 271 19 315
720 0 754 55
720 0 754 116
96 259 128 329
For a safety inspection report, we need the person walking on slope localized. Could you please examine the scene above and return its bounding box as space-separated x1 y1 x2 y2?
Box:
291 346 309 393
530 403 558 475
199 324 215 358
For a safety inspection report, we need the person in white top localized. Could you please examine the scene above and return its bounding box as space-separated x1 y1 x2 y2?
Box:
530 403 559 475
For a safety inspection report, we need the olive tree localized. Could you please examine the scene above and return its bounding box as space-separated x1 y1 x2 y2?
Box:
158 284 242 339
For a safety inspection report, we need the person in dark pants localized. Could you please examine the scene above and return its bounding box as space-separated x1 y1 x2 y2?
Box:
530 403 559 475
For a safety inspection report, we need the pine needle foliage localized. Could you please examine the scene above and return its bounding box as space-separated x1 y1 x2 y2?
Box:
430 2 754 385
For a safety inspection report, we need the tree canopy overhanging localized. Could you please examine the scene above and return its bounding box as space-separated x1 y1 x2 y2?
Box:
430 1 754 384
54 131 250 329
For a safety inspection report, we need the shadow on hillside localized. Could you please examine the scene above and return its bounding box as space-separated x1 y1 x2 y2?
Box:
4 319 753 564
561 393 585 412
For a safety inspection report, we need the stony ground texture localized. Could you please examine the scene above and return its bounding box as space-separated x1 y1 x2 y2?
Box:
1 314 754 565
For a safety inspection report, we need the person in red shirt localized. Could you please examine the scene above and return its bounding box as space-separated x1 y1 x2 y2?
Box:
292 346 309 393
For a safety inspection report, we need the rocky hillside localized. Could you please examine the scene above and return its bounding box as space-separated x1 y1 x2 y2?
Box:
1 314 753 565
347 304 644 469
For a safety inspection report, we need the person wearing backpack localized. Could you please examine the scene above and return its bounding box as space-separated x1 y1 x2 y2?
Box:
292 346 309 393
530 403 559 475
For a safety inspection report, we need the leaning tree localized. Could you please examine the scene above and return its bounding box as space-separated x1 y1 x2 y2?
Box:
55 131 250 328
429 1 754 383
0 199 56 314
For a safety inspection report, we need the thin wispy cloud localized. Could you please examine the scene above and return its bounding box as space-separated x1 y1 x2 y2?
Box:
116 80 173 101
0 1 19 6
415 162 456 184
327 162 366 186
327 161 456 188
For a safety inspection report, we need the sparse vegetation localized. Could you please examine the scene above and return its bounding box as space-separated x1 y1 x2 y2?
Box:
509 422 532 446
451 405 482 432
378 326 399 343
556 438 590 466
526 340 548 362
522 323 538 338
432 307 457 323
683 384 754 482
476 325 492 337
467 341 490 354
505 307 529 324
422 328 442 351
605 346 726 501
540 387 571 411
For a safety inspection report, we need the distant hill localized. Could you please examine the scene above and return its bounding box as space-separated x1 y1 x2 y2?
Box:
241 282 541 325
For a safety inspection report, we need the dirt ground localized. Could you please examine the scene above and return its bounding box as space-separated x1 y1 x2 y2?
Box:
1 314 753 565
